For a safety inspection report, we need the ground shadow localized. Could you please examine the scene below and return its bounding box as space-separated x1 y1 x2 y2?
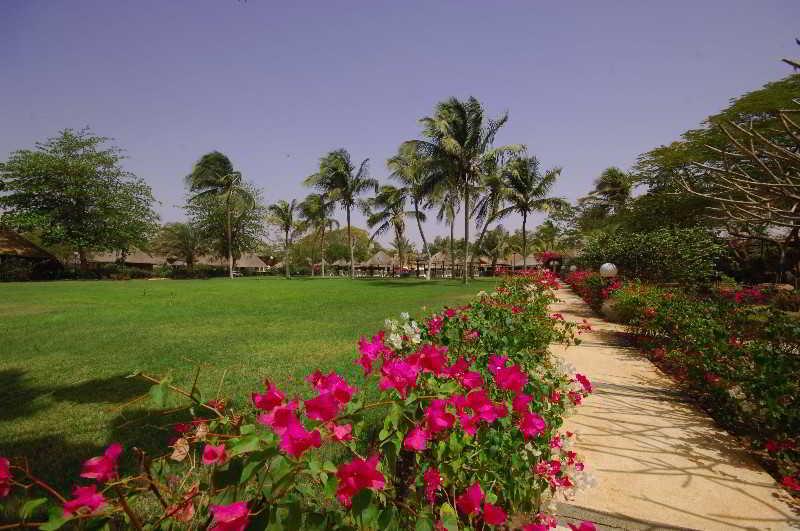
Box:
52 374 152 404
0 369 46 421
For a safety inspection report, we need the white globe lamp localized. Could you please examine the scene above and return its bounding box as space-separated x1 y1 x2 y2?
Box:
599 263 618 278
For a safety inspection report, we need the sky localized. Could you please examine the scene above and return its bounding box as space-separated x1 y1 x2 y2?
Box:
2 0 799 247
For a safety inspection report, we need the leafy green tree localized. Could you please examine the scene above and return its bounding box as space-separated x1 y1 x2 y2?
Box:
494 155 566 268
152 222 206 271
299 193 338 276
0 128 158 267
406 96 520 284
579 167 633 216
477 225 516 270
366 185 420 268
267 199 300 279
304 150 377 278
185 151 252 278
187 181 266 267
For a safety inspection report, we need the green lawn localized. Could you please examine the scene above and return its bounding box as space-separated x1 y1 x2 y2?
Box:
0 276 495 486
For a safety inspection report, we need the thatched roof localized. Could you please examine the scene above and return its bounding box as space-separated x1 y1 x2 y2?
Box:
88 249 167 265
332 258 349 267
364 250 396 267
197 253 267 269
429 251 450 266
0 230 55 260
505 253 540 266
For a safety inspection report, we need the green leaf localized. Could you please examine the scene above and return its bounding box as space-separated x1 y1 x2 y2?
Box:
39 507 69 531
351 488 372 516
20 497 47 519
415 510 434 531
230 433 261 456
439 502 459 531
148 379 168 408
283 501 302 530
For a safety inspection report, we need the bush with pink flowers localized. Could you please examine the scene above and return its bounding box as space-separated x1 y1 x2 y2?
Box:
0 271 597 530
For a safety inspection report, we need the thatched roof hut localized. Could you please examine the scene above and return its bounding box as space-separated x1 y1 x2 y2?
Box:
364 250 396 267
87 249 167 269
0 230 55 260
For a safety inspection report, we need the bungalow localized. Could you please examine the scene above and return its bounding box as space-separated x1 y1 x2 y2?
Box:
86 249 167 271
0 230 58 264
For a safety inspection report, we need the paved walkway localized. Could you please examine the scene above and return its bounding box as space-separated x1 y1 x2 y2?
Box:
549 288 800 530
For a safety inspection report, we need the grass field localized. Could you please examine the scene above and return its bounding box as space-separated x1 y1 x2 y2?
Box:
0 276 496 486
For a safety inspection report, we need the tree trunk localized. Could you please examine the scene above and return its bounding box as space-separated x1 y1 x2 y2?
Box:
463 183 470 285
347 206 354 279
226 198 234 279
413 198 431 281
321 227 326 277
522 212 527 270
449 219 455 278
79 248 88 270
284 229 290 279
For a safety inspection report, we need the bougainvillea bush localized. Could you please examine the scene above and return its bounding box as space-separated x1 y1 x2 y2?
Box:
563 271 621 311
1 271 597 530
588 280 800 495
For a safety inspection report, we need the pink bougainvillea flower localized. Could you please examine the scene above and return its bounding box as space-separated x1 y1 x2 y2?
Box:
455 482 484 515
328 422 353 442
550 313 564 321
404 425 429 451
210 501 250 531
206 399 226 412
413 344 449 375
304 392 341 422
483 503 508 525
251 380 285 412
63 485 106 517
444 308 457 318
423 467 442 504
335 454 385 507
568 522 597 531
80 443 123 483
568 391 583 405
425 399 456 434
257 400 299 434
519 412 547 440
459 371 484 389
549 435 563 449
522 525 549 531
487 354 509 374
306 371 356 405
278 422 322 458
494 364 527 393
575 373 592 393
0 458 11 498
174 422 191 434
379 358 419 399
202 443 228 465
445 356 471 378
458 412 481 436
464 329 480 342
512 393 533 413
549 390 562 403
427 314 444 336
357 331 391 375
783 475 800 491
704 372 721 385
511 305 523 314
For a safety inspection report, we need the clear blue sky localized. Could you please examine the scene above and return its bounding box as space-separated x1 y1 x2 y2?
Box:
2 1 798 245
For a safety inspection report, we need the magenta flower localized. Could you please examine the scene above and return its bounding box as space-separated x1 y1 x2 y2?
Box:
336 454 385 507
278 422 322 458
357 332 390 375
464 329 480 342
329 422 353 441
304 392 341 422
379 358 419 399
251 380 285 412
445 356 472 378
202 443 228 465
423 467 442 504
427 314 444 336
512 393 533 413
782 475 800 491
494 364 528 393
412 344 449 375
257 400 299 434
403 425 429 451
306 371 356 405
568 522 597 531
80 443 122 483
0 458 11 498
444 308 457 318
210 501 250 531
458 371 484 389
424 399 455 434
519 412 547 440
575 373 592 393
568 391 582 405
487 354 508 374
483 503 508 525
455 482 484 515
63 485 106 517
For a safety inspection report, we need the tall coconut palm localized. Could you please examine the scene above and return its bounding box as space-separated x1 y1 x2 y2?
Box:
387 143 434 279
267 199 299 279
406 96 519 284
494 155 567 269
186 151 252 278
479 224 514 271
471 168 509 274
304 149 377 279
433 189 459 275
366 185 420 269
300 193 338 277
152 222 206 272
579 167 633 216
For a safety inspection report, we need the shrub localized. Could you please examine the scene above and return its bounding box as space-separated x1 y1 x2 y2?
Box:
0 271 597 529
579 227 725 286
563 270 621 311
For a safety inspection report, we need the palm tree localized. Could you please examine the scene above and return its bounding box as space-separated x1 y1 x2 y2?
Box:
186 151 252 279
471 166 509 274
304 150 377 279
579 167 633 216
152 222 206 272
406 96 519 284
267 199 299 279
300 193 338 277
494 155 567 269
434 189 459 275
366 185 419 269
479 224 514 271
387 143 434 279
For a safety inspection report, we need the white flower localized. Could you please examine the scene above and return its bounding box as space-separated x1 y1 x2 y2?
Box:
388 332 403 350
400 312 410 321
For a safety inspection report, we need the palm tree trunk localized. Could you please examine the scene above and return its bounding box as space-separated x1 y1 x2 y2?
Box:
413 199 431 281
463 185 470 285
284 230 290 279
226 202 233 279
321 226 326 277
522 212 528 270
347 206 354 279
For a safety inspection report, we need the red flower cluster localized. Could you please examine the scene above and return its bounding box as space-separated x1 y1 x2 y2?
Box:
335 454 385 506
